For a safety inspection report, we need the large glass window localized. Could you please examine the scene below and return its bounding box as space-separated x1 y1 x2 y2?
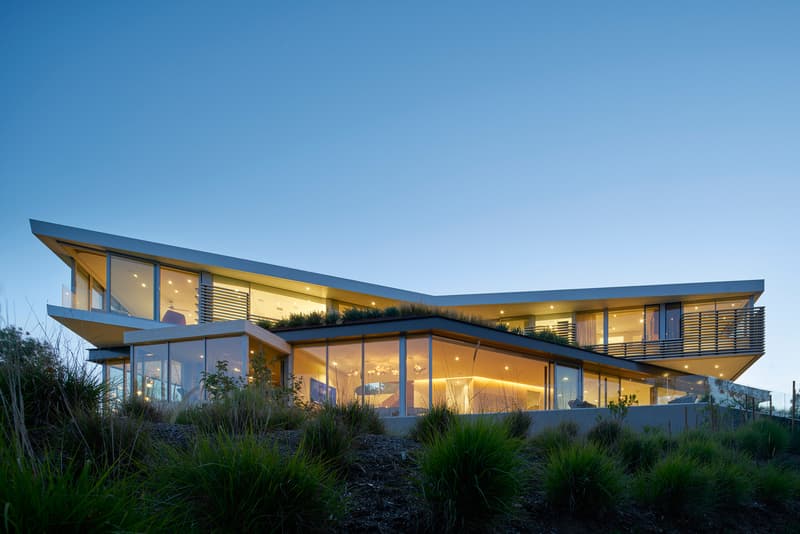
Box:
206 336 246 387
251 283 326 322
576 311 604 346
583 371 600 408
328 342 362 406
665 303 681 340
608 308 644 344
555 364 580 410
406 337 430 415
364 339 400 416
110 256 154 319
620 377 652 406
431 337 547 414
160 267 199 325
645 305 659 341
134 344 168 402
293 344 327 404
74 267 89 310
169 340 205 404
106 360 127 406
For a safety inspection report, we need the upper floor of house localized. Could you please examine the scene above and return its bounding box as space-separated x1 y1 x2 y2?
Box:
32 219 765 380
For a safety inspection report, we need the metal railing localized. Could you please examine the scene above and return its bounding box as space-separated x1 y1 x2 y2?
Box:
590 307 765 359
527 322 577 344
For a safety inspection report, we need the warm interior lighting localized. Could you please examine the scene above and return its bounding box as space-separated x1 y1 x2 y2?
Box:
719 373 724 377
305 287 310 291
500 310 505 314
714 364 720 369
504 365 509 371
549 305 554 310
454 356 460 361
187 279 192 283
141 283 146 288
371 301 376 306
684 365 689 369
133 273 138 278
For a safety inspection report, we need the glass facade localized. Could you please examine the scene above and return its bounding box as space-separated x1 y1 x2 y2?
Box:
106 360 128 407
327 341 362 406
406 337 430 415
251 283 326 321
133 343 168 402
293 345 327 404
168 340 205 404
206 336 246 384
576 311 604 346
608 308 645 344
554 365 580 410
110 256 154 319
160 267 199 325
364 338 400 415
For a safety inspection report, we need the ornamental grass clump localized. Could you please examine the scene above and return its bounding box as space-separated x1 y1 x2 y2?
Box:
419 419 526 532
543 442 626 518
587 419 623 449
735 419 790 460
528 420 579 458
634 453 713 520
503 408 533 439
323 400 385 435
754 464 799 507
409 403 457 444
299 409 354 473
152 433 343 532
616 430 663 474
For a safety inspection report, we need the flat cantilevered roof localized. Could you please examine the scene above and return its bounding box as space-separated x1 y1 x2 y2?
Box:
31 219 764 314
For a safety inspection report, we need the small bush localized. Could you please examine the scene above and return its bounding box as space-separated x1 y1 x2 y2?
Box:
587 419 623 449
504 409 533 439
754 464 798 507
708 459 753 510
735 419 790 460
409 403 457 444
299 409 354 472
529 420 579 458
419 420 526 531
635 453 712 520
152 433 343 532
543 442 625 518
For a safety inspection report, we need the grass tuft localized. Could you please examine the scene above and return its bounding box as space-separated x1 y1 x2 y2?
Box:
409 403 458 444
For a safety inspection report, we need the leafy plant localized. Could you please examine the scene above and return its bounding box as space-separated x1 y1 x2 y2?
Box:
607 394 638 422
418 419 526 531
201 360 244 400
543 442 626 518
528 420 579 458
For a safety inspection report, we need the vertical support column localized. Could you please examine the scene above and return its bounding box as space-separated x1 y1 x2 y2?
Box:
241 335 249 386
325 341 330 404
104 254 111 312
428 334 433 412
153 263 160 322
398 334 407 417
360 338 365 406
603 309 609 346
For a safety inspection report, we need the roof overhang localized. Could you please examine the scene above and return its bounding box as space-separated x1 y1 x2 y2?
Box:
31 220 764 314
48 305 168 348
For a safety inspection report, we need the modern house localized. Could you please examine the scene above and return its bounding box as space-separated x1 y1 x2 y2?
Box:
31 219 768 416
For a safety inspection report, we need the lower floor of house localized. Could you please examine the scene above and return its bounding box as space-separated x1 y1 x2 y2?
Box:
102 326 753 417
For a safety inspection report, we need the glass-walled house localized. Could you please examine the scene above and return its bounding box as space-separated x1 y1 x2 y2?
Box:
32 219 768 414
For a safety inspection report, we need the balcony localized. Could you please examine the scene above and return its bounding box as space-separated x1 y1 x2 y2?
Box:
527 322 577 344
590 307 765 359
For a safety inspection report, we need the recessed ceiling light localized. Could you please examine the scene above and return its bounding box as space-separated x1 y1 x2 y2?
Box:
719 373 724 377
500 310 505 314
684 365 689 369
714 364 720 369
141 283 146 288
371 301 376 306
549 305 554 310
504 365 509 371
305 287 310 291
454 356 460 361
168 280 173 285
174 289 179 293
187 279 192 283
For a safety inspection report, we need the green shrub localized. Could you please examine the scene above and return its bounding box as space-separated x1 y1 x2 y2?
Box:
754 464 798 507
543 442 625 518
299 409 354 472
616 430 662 473
60 410 152 478
735 419 790 460
409 403 457 444
0 444 149 532
152 433 343 532
635 453 712 520
176 387 306 433
529 420 579 458
504 409 533 439
587 419 623 449
324 400 384 435
419 420 526 531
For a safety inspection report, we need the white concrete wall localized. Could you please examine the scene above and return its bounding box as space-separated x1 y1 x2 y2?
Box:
383 403 714 438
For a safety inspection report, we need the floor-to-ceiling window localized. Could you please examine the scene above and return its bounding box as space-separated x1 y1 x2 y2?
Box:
133 344 168 402
159 267 199 325
607 308 645 344
110 256 155 319
554 364 580 410
364 338 400 415
576 311 604 346
327 341 362 406
168 340 205 404
406 336 430 415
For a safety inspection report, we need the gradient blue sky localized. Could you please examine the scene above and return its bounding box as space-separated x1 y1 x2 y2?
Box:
1 2 798 393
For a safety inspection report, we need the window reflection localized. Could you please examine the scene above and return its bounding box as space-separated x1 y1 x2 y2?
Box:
160 267 198 325
110 256 154 319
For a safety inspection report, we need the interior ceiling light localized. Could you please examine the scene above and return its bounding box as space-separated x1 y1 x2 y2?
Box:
454 356 460 361
549 305 554 310
684 365 689 369
133 273 138 278
504 365 509 371
371 301 376 306
187 279 192 283
305 287 310 291
714 364 720 369
168 280 173 285
500 310 505 314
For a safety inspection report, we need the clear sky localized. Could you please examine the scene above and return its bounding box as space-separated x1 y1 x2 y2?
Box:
1 2 798 394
